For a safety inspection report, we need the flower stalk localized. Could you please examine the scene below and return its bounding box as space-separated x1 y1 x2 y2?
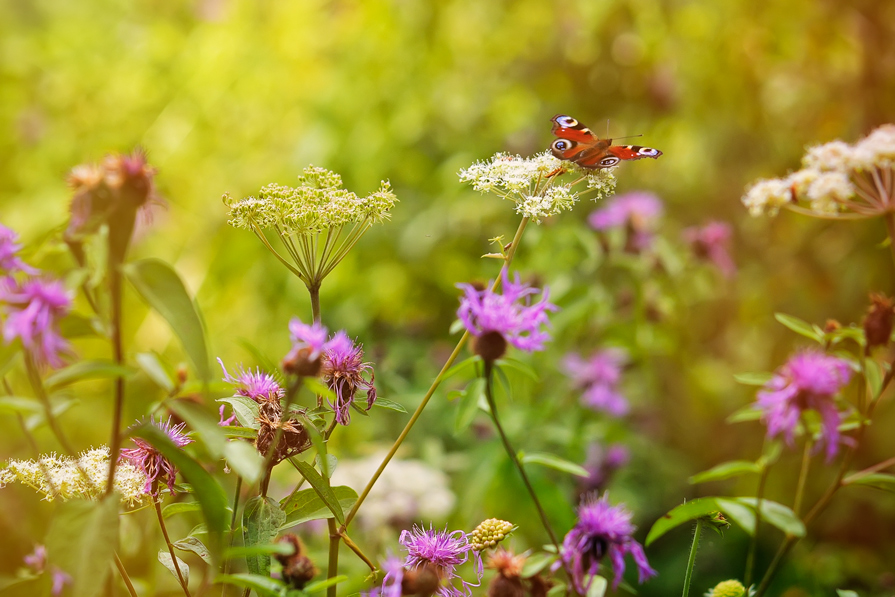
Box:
682 518 703 597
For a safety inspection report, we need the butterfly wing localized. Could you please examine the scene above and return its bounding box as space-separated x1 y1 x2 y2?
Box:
606 145 663 161
550 114 662 169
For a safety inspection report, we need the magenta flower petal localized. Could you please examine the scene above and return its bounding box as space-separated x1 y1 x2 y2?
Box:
399 525 483 597
0 224 38 275
121 417 193 496
322 331 376 426
565 350 629 417
0 276 72 368
218 357 284 403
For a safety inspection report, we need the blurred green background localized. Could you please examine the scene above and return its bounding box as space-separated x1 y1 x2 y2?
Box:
2 0 895 595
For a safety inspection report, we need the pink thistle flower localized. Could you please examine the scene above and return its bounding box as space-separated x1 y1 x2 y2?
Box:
322 331 376 426
578 443 630 494
121 417 193 497
22 545 71 597
561 493 656 591
217 358 284 403
588 191 663 251
0 224 38 274
564 350 629 416
755 351 852 460
683 221 736 277
399 525 483 597
283 318 331 376
218 404 238 427
457 271 557 358
365 555 406 597
0 277 72 368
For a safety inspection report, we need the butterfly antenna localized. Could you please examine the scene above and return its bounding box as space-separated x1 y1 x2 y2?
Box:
606 119 610 138
612 133 644 141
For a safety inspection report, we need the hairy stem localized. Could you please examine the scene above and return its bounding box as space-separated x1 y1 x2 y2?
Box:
682 519 703 597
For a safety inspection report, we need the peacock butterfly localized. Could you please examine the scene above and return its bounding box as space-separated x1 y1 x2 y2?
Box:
549 114 662 169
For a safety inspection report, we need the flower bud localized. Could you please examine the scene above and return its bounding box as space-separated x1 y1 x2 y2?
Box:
472 331 508 363
706 579 746 597
863 293 895 352
470 519 515 551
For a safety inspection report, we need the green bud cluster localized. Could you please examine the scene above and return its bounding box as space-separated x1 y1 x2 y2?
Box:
707 580 746 597
469 518 515 551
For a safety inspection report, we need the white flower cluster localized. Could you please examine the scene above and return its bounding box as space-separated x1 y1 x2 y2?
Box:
330 452 455 530
0 446 148 507
224 166 397 234
459 151 617 223
742 124 895 217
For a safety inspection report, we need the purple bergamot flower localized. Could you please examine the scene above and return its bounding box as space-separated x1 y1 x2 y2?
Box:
218 358 284 403
564 350 629 416
399 525 483 597
0 277 72 368
322 331 376 426
121 417 193 497
457 270 557 360
755 350 853 460
561 493 656 592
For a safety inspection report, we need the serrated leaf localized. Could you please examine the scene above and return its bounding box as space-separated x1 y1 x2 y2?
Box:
173 536 212 564
521 453 589 477
215 573 285 597
454 378 486 435
732 372 773 386
158 551 190 585
845 472 895 493
735 498 805 537
44 496 119 597
293 460 344 524
132 423 228 562
690 460 761 484
243 496 286 577
775 313 822 342
45 360 134 390
372 398 407 413
304 575 349 594
645 497 721 546
162 502 203 519
124 258 210 381
217 396 260 429
136 352 175 391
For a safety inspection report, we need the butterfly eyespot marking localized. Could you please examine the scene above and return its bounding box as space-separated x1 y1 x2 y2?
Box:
637 147 661 157
551 139 573 151
599 156 621 167
555 115 579 127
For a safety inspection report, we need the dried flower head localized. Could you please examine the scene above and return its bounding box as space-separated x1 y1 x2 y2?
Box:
0 277 72 368
486 549 527 597
560 493 656 591
223 166 396 288
0 446 148 506
742 124 895 219
399 525 484 597
121 417 193 497
275 534 318 589
863 293 895 353
322 331 377 425
459 151 617 223
754 351 853 460
469 519 515 551
256 409 312 464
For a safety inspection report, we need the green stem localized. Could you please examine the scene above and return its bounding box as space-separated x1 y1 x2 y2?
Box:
155 498 192 596
744 465 769 588
309 284 321 324
221 475 243 595
843 455 895 483
885 211 895 271
23 355 76 457
682 519 703 597
793 439 813 517
340 216 531 532
114 552 139 597
326 518 340 597
105 257 126 496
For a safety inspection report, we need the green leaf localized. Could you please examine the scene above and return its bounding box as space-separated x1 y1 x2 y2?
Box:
174 536 212 564
372 398 407 413
163 502 203 518
224 543 295 560
726 405 762 423
217 396 260 429
243 496 286 577
714 498 757 535
836 590 859 597
454 378 486 434
732 372 773 386
735 498 805 537
59 313 103 339
645 497 722 546
689 460 761 484
124 258 210 381
443 355 482 381
215 573 285 597
158 551 189 585
0 396 42 416
585 575 607 597
845 472 895 493
44 496 119 597
280 485 358 529
45 359 134 390
304 575 349 594
865 359 884 399
495 357 539 381
136 352 175 391
520 552 557 578
132 423 228 562
222 426 259 439
775 313 822 342
521 453 589 477
293 460 344 524
303 377 337 402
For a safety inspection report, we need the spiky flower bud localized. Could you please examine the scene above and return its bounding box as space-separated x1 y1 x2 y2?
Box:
469 519 515 551
706 579 747 597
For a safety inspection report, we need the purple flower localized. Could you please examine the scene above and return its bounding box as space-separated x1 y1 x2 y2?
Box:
457 271 557 357
0 277 72 368
51 567 72 596
322 331 376 426
218 404 238 427
399 525 483 597
755 351 852 460
23 544 47 571
561 493 656 592
0 224 37 274
218 358 284 403
578 443 630 494
683 221 736 278
588 192 663 251
121 417 193 497
564 350 629 416
366 555 406 597
284 318 332 375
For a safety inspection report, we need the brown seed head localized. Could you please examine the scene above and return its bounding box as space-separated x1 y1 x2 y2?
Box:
864 293 895 351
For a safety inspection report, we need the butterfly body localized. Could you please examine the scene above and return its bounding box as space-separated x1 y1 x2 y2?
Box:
549 114 662 169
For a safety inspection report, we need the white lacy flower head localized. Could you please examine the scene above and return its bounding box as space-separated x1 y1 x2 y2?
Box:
459 151 617 223
0 446 148 507
742 177 792 216
849 124 895 171
330 452 455 530
223 165 396 235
